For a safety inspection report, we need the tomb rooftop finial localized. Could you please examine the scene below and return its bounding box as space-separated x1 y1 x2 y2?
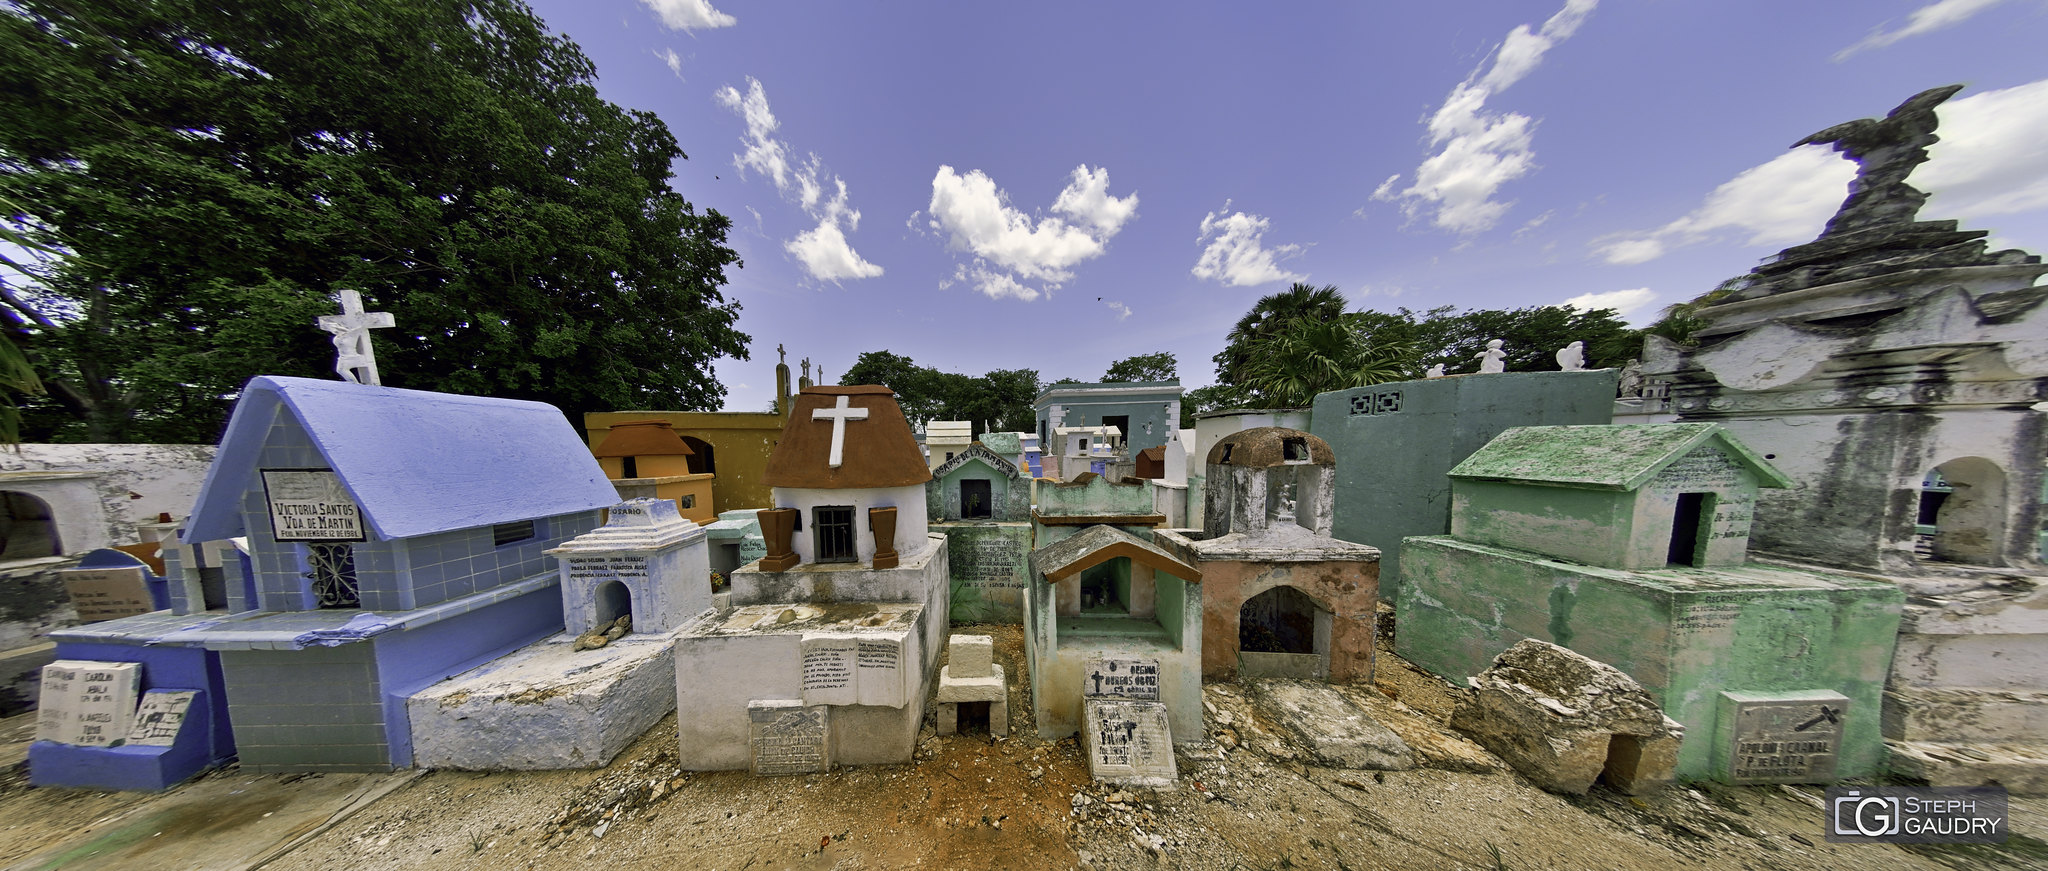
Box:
1795 84 1961 236
315 289 394 386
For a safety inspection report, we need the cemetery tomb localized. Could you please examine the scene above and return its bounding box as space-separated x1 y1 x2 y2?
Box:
1155 427 1380 683
1399 423 1903 783
1034 380 1183 464
924 420 973 473
1309 370 1617 605
548 497 711 637
1638 86 2048 791
39 376 620 782
592 419 716 524
673 385 951 772
925 445 1033 623
1025 525 1203 744
1187 407 1312 533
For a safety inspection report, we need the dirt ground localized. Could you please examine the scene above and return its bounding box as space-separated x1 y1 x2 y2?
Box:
2 624 2043 871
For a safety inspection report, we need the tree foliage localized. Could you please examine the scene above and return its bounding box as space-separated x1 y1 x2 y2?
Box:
0 0 745 442
1211 283 1348 385
840 351 1039 437
1102 352 1175 383
1396 305 1638 375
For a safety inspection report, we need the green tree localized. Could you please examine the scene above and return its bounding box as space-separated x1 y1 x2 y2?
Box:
1237 314 1412 407
841 351 1039 437
0 0 744 442
1403 305 1636 374
1102 352 1176 383
1211 283 1348 385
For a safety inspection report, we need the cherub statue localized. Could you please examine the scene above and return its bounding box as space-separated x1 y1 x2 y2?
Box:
1555 340 1585 372
1477 339 1507 374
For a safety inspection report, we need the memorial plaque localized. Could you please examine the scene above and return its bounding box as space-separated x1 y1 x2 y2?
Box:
800 635 858 706
1722 690 1848 784
855 637 907 707
61 567 156 622
261 469 365 542
749 700 829 775
36 660 141 747
1083 699 1176 785
127 690 197 747
1082 657 1161 701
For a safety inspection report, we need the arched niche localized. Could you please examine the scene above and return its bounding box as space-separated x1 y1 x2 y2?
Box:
1917 457 2007 566
680 436 716 475
595 580 634 627
0 490 62 560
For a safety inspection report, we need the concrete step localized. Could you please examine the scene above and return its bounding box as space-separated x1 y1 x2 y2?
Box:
1887 739 2048 795
1883 687 2048 743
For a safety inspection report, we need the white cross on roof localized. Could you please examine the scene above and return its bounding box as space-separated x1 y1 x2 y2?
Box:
811 395 869 468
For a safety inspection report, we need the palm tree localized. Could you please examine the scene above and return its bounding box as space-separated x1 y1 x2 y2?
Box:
1238 314 1412 407
1212 282 1348 385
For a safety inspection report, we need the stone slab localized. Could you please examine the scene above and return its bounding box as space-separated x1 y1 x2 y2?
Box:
1251 680 1414 771
948 634 995 679
126 690 197 747
61 568 156 622
37 660 140 747
936 665 1005 703
406 633 675 770
1083 699 1176 786
1714 689 1848 784
749 700 830 776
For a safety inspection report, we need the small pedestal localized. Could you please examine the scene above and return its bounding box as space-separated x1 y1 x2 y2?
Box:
870 507 899 569
935 635 1006 737
758 508 800 571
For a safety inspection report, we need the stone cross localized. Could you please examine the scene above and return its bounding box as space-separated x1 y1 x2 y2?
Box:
811 395 869 468
316 289 395 386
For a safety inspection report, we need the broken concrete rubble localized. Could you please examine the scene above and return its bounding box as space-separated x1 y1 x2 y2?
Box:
1451 640 1682 795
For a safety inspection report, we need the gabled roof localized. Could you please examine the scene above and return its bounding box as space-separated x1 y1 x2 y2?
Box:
762 386 933 490
1029 524 1201 584
931 443 1021 480
1448 423 1793 491
184 376 619 543
978 431 1023 455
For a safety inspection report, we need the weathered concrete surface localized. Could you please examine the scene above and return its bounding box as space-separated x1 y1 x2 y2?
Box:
1310 371 1617 605
1156 524 1379 684
407 633 676 770
1250 680 1413 771
932 522 1031 623
1399 538 1901 782
1451 640 1680 795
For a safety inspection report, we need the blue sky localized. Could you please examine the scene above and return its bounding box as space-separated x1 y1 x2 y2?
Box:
521 0 2048 412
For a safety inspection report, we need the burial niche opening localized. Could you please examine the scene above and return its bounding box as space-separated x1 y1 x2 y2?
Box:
1240 585 1319 655
954 700 992 735
680 436 715 475
1916 458 2007 565
813 505 856 563
961 478 992 520
0 491 60 560
595 580 633 627
1667 492 1713 567
1078 560 1128 614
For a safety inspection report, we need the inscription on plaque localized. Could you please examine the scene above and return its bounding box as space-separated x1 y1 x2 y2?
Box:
1722 690 1848 783
749 700 829 775
36 660 141 747
127 690 197 747
1083 657 1160 701
61 567 155 622
801 635 858 706
955 536 1026 590
261 469 365 542
1084 699 1176 784
855 639 904 707
564 555 650 588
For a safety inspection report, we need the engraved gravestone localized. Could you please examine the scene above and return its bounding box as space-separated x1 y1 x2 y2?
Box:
126 690 198 747
1082 657 1160 701
1720 690 1849 784
60 567 156 622
749 700 830 775
1083 699 1176 786
36 660 142 747
800 635 858 707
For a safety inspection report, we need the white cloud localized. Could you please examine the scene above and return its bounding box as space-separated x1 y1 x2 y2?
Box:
1561 288 1655 317
1836 0 2007 60
1594 145 1852 264
1374 0 1598 234
640 0 736 31
1918 78 2048 220
657 48 682 79
1598 78 2048 265
715 78 882 283
1191 204 1306 287
927 165 1136 300
1102 299 1132 320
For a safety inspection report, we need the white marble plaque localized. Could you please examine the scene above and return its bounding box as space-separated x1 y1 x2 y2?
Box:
127 690 197 747
800 635 858 706
749 700 829 776
1082 657 1161 701
1084 699 1176 786
261 469 364 541
855 637 907 707
36 660 141 747
1723 690 1848 784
